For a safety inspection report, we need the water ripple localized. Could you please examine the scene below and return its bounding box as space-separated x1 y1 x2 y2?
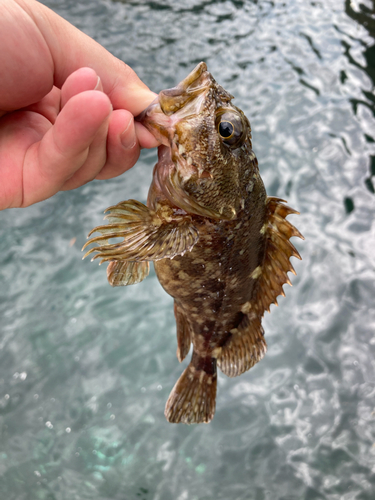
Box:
0 0 375 499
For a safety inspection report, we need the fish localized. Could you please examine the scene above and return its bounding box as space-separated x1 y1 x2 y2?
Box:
82 62 303 424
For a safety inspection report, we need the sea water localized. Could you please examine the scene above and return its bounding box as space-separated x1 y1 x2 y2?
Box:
0 0 374 499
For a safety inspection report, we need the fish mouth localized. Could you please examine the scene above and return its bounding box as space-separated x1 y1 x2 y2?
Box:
158 61 211 115
135 62 210 145
136 62 209 116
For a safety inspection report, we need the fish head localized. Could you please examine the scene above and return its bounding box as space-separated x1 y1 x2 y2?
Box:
137 62 256 220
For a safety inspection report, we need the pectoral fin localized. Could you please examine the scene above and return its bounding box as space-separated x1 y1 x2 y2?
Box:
82 199 199 264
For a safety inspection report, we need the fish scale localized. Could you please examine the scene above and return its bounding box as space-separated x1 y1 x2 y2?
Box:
83 62 303 424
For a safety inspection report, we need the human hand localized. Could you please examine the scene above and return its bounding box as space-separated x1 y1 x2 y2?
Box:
0 0 159 210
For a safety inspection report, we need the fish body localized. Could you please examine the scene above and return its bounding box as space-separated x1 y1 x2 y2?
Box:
83 63 303 424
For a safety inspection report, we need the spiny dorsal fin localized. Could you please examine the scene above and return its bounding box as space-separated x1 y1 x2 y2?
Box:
82 199 199 264
107 260 150 287
216 315 267 377
253 196 304 315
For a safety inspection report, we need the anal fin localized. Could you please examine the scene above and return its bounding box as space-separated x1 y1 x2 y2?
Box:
216 316 267 377
174 302 192 362
107 260 150 287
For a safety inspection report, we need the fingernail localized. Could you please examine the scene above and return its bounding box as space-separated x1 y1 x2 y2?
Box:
121 120 137 150
94 76 102 91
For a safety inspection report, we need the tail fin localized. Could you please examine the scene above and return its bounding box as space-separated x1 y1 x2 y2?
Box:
165 352 217 424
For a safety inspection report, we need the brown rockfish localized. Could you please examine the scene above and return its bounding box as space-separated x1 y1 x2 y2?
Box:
83 62 303 424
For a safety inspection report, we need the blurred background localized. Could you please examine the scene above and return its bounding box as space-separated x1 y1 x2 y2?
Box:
1 0 375 498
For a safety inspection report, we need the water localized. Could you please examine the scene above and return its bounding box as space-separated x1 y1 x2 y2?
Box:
1 0 375 498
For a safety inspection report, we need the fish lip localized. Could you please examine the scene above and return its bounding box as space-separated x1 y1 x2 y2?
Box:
175 62 207 92
135 62 210 126
135 99 172 147
158 62 209 115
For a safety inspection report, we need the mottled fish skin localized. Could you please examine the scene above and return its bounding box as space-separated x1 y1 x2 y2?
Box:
83 62 303 424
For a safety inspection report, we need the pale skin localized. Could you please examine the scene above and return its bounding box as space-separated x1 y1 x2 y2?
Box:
0 0 160 210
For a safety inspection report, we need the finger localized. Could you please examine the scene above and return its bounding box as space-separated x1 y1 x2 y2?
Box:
135 122 161 150
0 1 53 111
60 69 160 150
0 110 52 209
59 68 112 187
22 90 112 206
94 108 162 180
60 67 102 108
60 104 110 191
95 109 139 180
20 86 61 124
59 118 109 191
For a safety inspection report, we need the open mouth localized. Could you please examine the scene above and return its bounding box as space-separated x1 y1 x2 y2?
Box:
135 62 211 145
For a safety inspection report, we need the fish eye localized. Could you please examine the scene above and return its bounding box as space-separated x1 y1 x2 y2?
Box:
218 121 234 139
216 110 246 148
